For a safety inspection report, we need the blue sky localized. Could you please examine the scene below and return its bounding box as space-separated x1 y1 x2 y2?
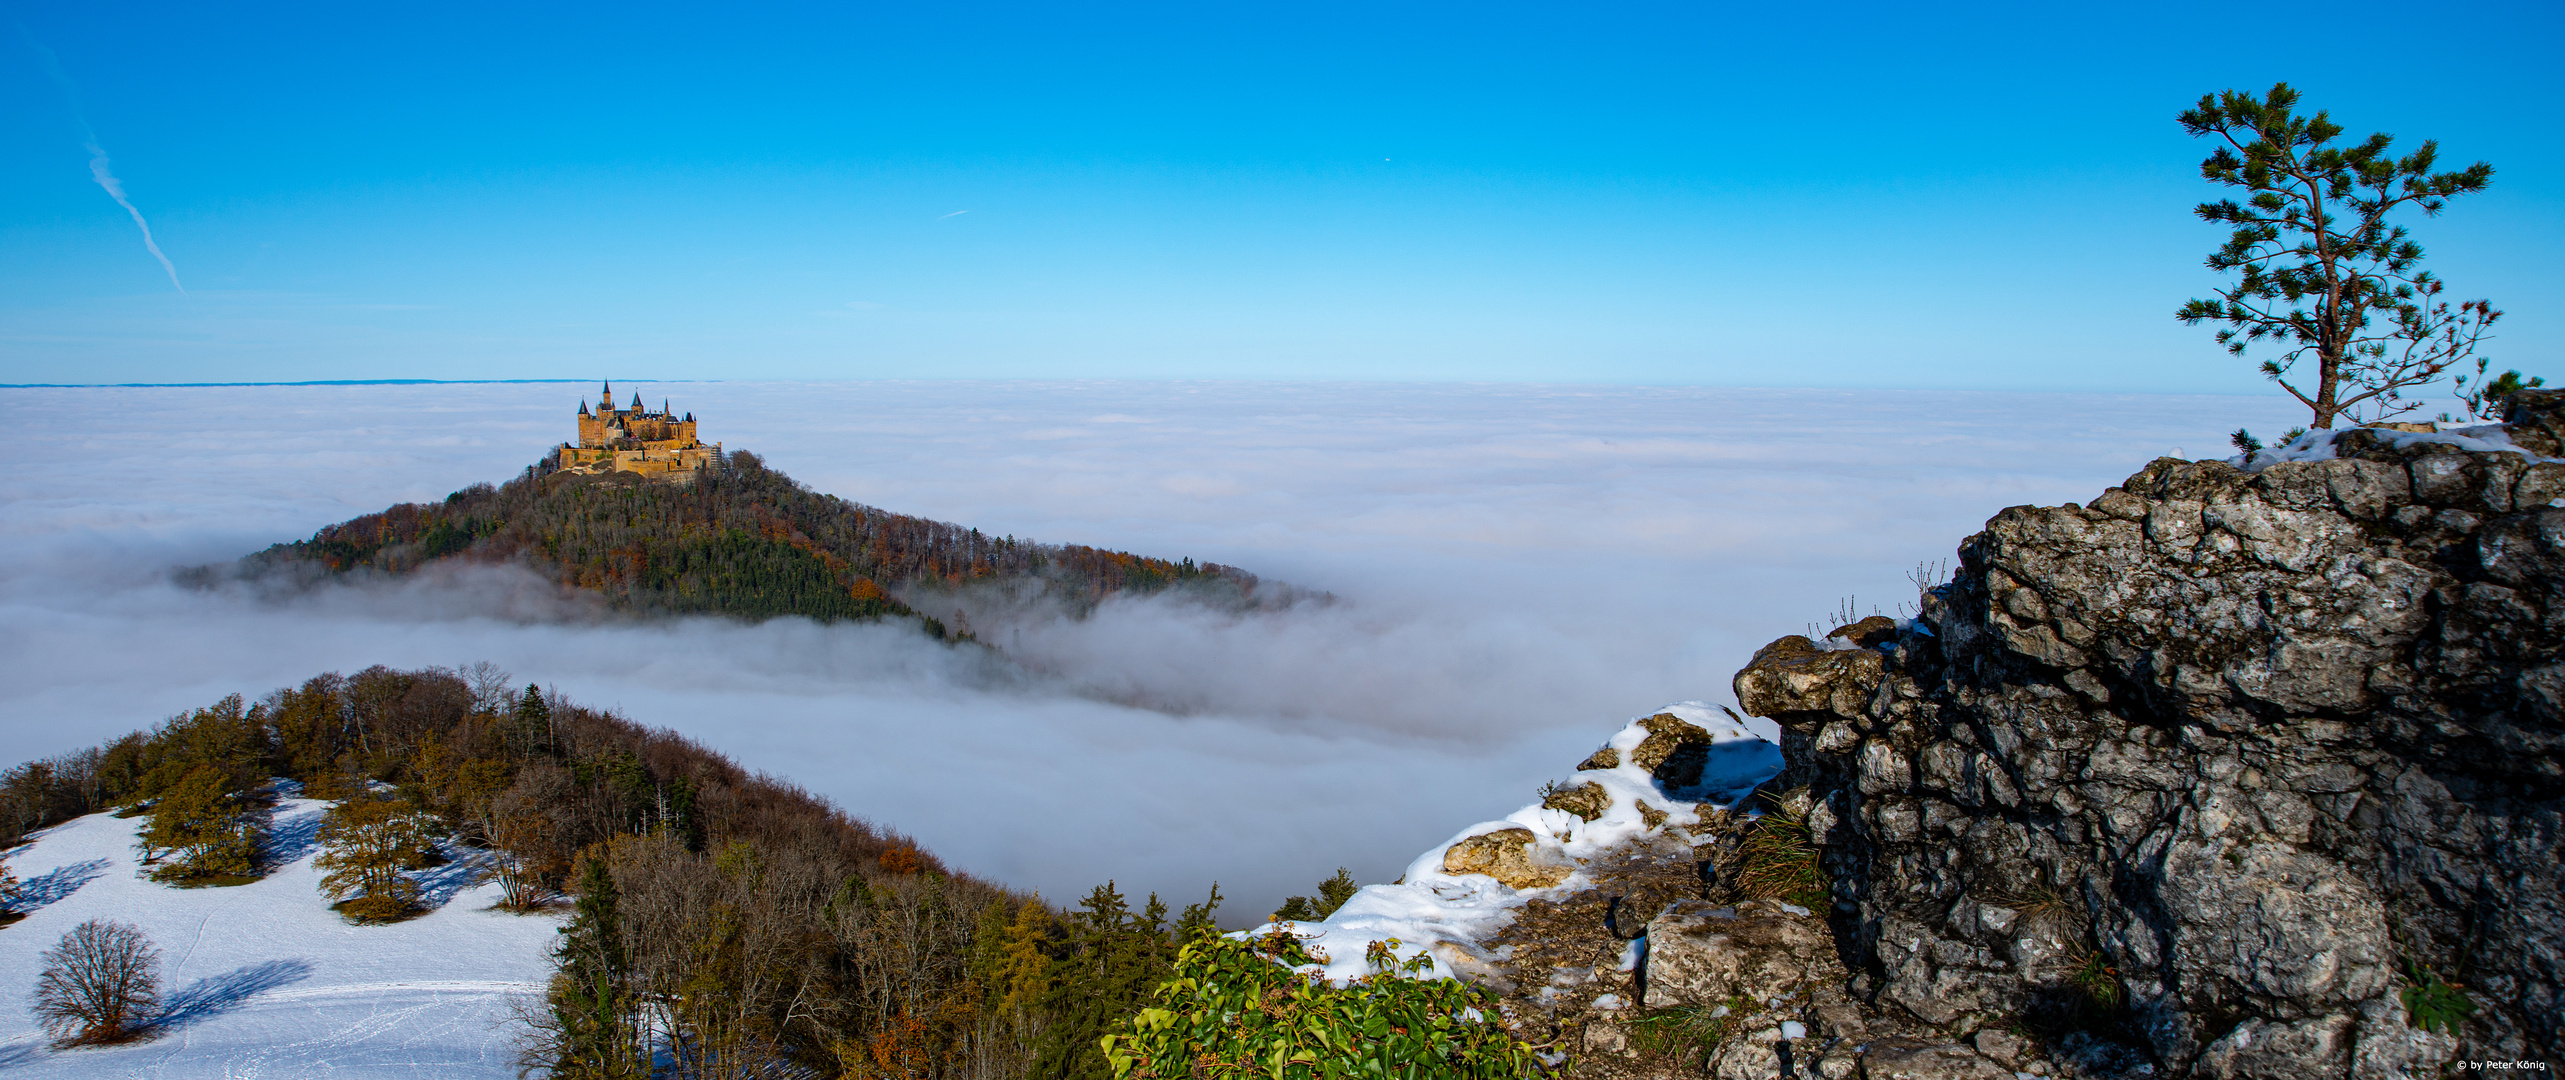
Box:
2 0 2558 391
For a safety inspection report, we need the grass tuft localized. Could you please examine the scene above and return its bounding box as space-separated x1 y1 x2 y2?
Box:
1627 997 1753 1062
2067 946 2124 1014
1731 790 1828 908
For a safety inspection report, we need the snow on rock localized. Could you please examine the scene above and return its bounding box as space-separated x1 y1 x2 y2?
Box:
1246 702 1782 985
2229 421 2560 472
0 793 563 1078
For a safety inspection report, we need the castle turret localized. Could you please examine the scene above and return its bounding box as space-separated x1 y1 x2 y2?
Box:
632 392 645 411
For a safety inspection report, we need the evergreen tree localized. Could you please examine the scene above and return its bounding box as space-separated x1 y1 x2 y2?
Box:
1028 882 1218 1080
545 855 644 1079
2178 83 2499 428
2456 364 2545 422
1174 882 1223 939
514 686 552 758
1272 866 1358 922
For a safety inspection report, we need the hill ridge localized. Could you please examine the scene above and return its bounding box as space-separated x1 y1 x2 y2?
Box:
225 449 1277 632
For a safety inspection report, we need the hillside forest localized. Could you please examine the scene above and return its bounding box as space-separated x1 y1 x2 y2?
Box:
231 451 1272 631
0 665 1248 1080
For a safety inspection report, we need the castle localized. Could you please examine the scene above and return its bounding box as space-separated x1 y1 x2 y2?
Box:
554 382 721 482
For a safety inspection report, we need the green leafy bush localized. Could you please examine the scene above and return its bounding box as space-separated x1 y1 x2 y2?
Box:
1101 928 1533 1079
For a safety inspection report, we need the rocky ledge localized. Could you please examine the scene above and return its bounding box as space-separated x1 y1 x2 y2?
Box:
1733 391 2565 1077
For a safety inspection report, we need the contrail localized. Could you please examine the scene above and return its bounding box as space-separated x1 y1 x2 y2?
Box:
82 141 183 291
938 209 970 220
17 23 185 293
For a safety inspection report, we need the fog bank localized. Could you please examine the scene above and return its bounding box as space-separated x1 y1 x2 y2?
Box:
0 381 2303 915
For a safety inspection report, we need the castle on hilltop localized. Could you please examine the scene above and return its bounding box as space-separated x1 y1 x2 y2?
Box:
554 382 721 482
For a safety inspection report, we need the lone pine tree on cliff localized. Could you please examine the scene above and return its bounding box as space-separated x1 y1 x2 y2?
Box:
2178 82 2499 429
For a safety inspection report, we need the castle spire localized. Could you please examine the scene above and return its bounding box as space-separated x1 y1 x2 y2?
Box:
602 380 613 405
632 392 644 411
662 398 671 417
579 400 590 417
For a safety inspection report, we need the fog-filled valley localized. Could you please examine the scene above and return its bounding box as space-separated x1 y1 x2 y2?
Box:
0 380 2306 916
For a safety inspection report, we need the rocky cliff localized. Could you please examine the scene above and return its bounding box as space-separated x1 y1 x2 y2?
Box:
1734 392 2565 1076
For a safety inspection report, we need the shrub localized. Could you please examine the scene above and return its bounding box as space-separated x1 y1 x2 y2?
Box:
1101 927 1533 1079
32 919 162 1045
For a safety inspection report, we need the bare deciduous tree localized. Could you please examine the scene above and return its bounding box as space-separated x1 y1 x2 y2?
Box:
460 660 515 716
32 919 162 1044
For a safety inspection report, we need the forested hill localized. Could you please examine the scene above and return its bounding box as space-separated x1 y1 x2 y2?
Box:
242 450 1264 629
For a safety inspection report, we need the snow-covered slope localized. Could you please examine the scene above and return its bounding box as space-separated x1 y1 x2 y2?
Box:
0 794 562 1077
1256 702 1782 985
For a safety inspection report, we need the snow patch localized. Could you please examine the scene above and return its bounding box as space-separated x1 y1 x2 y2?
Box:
1241 702 1782 985
0 794 563 1077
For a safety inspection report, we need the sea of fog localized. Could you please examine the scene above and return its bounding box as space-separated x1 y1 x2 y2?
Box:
0 380 2305 918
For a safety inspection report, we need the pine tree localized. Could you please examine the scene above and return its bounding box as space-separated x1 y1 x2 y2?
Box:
2177 83 2499 428
1027 882 1218 1080
312 794 438 921
1174 882 1222 939
543 855 644 1079
2456 364 2545 422
1272 867 1357 922
514 686 552 758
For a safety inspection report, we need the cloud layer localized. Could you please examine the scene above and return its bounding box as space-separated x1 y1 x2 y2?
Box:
0 381 2305 916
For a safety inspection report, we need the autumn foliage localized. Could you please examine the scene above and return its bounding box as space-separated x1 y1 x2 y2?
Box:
238 450 1264 628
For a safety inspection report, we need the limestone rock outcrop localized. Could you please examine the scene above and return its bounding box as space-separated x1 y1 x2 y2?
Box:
1642 899 1830 1009
1443 827 1573 890
1734 392 2565 1076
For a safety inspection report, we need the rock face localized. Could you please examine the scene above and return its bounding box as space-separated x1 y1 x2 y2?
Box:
1735 393 2565 1076
1443 827 1573 890
1643 899 1831 1009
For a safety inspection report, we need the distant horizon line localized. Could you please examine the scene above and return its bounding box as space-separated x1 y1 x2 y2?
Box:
0 377 2296 399
3 378 629 388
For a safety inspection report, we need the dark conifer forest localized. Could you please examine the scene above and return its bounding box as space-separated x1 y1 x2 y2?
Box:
238 450 1267 630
